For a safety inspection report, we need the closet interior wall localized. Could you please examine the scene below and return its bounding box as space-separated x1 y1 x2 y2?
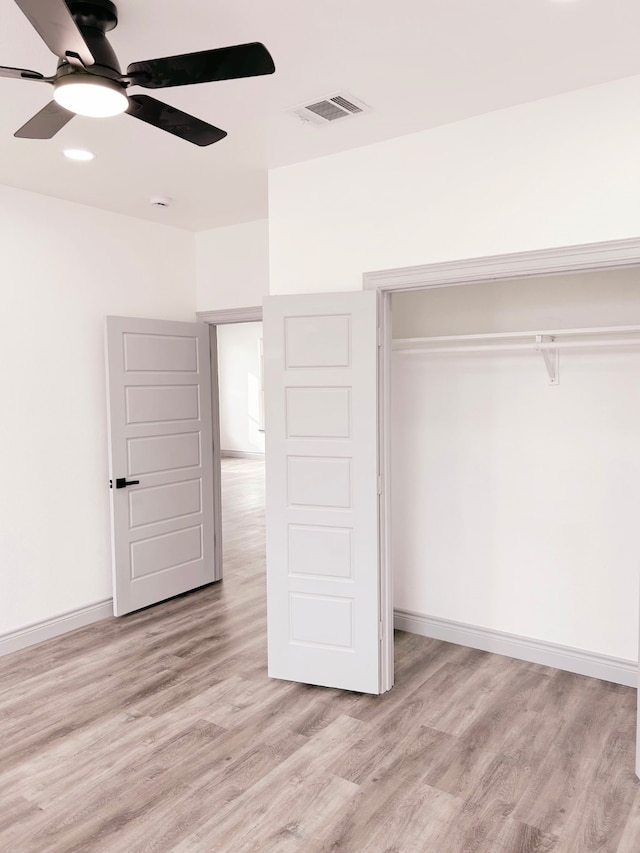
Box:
391 267 640 663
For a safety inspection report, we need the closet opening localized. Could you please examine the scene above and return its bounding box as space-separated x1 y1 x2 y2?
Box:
388 266 640 681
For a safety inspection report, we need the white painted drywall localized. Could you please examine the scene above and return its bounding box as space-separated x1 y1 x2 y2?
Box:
268 75 640 295
217 322 265 454
0 184 195 637
196 219 269 311
392 268 640 661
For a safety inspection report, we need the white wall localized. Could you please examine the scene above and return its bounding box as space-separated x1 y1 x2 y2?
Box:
196 219 269 311
0 184 195 636
217 322 265 454
269 75 640 295
392 269 640 661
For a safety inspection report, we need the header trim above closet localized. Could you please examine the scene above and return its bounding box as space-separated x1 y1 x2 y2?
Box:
363 236 640 292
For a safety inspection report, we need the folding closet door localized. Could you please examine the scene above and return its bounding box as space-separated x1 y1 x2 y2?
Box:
263 290 389 694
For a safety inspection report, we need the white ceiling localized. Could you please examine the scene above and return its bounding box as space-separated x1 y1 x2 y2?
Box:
1 0 639 231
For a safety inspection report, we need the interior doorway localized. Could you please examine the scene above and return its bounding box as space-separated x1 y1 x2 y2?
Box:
199 306 265 582
216 320 266 578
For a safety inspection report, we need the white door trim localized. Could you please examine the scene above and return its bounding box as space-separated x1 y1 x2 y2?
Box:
362 236 640 292
207 324 223 578
197 306 263 325
377 290 393 692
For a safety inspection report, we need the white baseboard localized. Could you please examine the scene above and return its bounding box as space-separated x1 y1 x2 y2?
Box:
2 599 635 690
220 450 265 459
0 599 113 658
394 609 637 688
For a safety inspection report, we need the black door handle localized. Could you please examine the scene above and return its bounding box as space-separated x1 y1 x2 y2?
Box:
111 477 140 489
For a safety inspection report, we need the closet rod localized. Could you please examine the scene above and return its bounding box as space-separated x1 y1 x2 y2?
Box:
395 339 640 355
394 324 640 347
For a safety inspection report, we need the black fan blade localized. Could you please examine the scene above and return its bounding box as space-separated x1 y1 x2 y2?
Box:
127 95 226 146
14 100 74 138
0 64 45 81
13 0 94 66
127 42 275 90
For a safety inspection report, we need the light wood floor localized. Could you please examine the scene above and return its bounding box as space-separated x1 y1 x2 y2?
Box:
1 457 639 852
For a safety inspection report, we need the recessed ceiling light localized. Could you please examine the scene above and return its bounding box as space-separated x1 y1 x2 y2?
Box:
63 148 95 162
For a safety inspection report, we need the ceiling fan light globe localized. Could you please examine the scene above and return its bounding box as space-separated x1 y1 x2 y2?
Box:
53 76 128 118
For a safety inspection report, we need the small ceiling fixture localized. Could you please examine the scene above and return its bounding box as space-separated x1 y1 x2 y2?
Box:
63 147 95 160
149 195 172 208
54 75 127 118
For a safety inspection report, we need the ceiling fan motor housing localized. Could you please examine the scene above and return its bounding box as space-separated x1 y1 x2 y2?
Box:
66 0 118 32
62 0 121 79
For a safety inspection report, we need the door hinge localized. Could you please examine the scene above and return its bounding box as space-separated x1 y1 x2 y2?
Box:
379 621 384 640
377 475 383 495
377 327 383 348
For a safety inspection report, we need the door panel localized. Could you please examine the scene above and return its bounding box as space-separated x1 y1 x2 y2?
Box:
106 317 216 616
130 525 203 578
264 291 387 694
288 524 353 579
128 432 201 475
123 332 198 371
287 455 352 507
129 479 202 528
125 385 200 423
285 387 351 438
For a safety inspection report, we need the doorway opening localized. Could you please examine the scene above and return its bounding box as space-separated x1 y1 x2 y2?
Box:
215 320 266 582
198 306 265 587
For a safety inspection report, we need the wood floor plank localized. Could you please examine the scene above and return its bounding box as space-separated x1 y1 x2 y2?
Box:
614 785 640 853
93 722 310 852
492 819 559 853
420 734 500 801
303 725 452 852
341 779 465 853
553 724 639 852
0 795 44 837
173 715 368 851
511 674 638 839
1 458 638 852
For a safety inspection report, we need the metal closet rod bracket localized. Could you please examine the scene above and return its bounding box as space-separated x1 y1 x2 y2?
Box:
535 335 559 385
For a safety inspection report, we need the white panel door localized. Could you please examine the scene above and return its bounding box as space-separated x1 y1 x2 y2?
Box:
105 317 216 616
264 290 388 694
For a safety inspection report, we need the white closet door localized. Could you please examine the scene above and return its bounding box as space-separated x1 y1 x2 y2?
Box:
264 291 385 694
105 317 216 616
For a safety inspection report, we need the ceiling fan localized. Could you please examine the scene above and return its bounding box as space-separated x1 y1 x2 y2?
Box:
0 0 275 145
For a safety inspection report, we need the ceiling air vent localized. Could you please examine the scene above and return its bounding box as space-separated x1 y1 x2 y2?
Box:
287 92 371 127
